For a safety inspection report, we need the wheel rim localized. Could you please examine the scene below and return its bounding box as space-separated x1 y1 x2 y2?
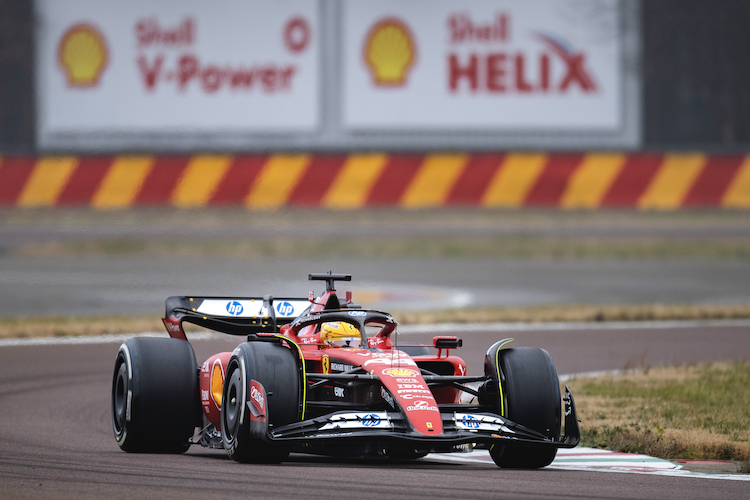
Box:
113 360 128 434
223 367 242 441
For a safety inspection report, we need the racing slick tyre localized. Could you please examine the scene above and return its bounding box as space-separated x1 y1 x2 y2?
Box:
221 341 300 464
112 337 200 453
485 345 561 469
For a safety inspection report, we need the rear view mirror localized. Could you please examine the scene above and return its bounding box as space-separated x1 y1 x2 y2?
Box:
433 336 462 349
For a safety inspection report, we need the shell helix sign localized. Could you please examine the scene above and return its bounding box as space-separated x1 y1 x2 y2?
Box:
342 0 622 132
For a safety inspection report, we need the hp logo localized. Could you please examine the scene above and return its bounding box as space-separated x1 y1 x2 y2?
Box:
226 301 243 316
361 414 380 427
276 301 294 316
462 415 480 429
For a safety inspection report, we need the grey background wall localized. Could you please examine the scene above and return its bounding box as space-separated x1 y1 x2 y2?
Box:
642 1 750 150
0 0 34 153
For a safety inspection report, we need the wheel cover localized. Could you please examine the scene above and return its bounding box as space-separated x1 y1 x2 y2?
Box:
223 368 242 441
112 360 128 435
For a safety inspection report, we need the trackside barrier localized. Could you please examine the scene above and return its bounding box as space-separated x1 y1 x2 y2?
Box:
1 152 749 209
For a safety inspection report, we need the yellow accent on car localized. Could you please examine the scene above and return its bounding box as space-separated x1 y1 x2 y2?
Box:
210 363 224 408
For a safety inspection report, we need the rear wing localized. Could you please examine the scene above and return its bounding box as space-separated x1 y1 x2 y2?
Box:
163 295 311 339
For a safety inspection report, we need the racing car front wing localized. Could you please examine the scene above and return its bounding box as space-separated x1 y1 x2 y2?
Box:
267 387 580 451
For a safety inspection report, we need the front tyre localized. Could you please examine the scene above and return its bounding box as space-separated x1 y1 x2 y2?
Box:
111 337 200 453
221 341 300 463
485 345 561 469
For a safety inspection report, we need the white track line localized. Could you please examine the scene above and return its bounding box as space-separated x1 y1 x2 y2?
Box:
426 448 750 481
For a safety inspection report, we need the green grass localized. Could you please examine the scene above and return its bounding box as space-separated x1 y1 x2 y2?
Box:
566 361 750 462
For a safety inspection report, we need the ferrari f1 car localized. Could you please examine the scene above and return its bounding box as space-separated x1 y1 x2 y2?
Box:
112 273 579 468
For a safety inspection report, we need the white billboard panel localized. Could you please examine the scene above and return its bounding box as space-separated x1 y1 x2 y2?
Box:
37 0 319 139
342 0 622 131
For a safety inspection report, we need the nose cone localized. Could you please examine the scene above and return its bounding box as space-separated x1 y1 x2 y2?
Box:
371 362 443 436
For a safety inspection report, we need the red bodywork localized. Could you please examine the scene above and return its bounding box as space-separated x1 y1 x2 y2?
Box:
189 289 466 436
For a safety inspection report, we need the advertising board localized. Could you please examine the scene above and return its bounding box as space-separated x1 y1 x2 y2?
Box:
36 0 638 151
36 0 319 145
343 0 622 131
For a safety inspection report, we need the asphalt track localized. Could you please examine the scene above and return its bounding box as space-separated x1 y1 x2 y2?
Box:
3 209 750 317
3 256 750 317
1 323 748 500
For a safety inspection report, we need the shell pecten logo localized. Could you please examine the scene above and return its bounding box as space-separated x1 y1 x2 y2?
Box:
57 23 109 87
363 18 416 87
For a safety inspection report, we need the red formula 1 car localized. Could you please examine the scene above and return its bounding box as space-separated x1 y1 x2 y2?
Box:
112 273 579 468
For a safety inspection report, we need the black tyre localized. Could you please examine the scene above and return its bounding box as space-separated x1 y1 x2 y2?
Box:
221 341 300 463
485 345 561 468
112 337 200 453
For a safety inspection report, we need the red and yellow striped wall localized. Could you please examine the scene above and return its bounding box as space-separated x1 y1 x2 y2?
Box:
1 152 750 209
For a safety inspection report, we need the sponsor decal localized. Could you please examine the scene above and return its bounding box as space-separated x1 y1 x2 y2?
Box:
276 301 295 316
298 314 321 325
397 384 425 389
461 415 480 429
396 389 431 394
334 387 345 398
380 387 395 408
382 368 419 378
363 18 416 87
368 337 384 347
331 362 354 373
57 23 109 87
318 412 392 431
348 311 367 317
364 357 416 368
321 354 330 374
226 301 243 316
361 414 381 427
398 393 433 400
406 401 437 411
249 380 265 416
164 320 182 333
201 389 209 401
396 378 419 383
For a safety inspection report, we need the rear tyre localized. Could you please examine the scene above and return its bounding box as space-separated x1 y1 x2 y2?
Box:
221 341 300 463
485 346 561 469
112 337 200 453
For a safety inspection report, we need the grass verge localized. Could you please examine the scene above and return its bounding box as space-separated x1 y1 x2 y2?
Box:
566 361 750 466
1 302 750 339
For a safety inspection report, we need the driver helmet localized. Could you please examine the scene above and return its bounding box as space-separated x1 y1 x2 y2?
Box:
320 322 361 348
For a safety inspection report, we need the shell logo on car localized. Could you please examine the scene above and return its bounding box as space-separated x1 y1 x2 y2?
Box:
363 18 416 86
57 23 109 87
382 368 419 378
